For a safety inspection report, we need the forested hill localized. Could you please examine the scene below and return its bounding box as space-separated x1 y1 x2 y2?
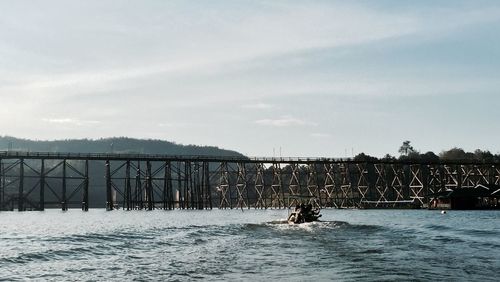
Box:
0 136 245 157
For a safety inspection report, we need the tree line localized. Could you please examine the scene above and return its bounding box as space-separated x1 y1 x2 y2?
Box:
354 141 500 163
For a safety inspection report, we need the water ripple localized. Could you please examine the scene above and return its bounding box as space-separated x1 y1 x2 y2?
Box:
0 209 498 281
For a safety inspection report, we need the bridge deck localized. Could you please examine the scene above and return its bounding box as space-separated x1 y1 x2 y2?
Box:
0 151 496 165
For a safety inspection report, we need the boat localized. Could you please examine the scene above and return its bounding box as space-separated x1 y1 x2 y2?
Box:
287 204 322 224
287 203 322 224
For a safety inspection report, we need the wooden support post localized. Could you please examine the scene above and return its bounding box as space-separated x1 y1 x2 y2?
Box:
489 165 495 185
196 162 203 210
439 165 445 193
288 163 301 208
326 164 334 208
235 163 247 209
40 159 45 211
188 162 195 209
271 163 283 209
306 163 321 207
62 160 67 211
105 160 113 211
163 161 168 210
0 158 3 211
185 162 190 209
193 162 198 209
183 162 187 209
315 163 323 207
18 159 24 211
125 161 131 210
82 160 89 211
349 163 355 207
132 163 137 210
192 162 198 209
199 162 202 209
255 163 265 209
177 162 182 209
146 161 153 210
166 161 173 210
196 162 202 210
457 165 462 189
228 163 233 209
205 162 212 210
218 162 231 209
135 162 142 210
422 164 429 206
279 164 285 209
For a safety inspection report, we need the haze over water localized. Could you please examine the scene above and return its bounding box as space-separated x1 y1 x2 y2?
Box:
0 209 498 281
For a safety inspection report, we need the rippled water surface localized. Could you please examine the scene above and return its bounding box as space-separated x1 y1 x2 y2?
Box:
0 209 498 281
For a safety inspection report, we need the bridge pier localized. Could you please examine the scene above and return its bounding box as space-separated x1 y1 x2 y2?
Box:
146 161 153 210
0 158 3 210
61 160 67 211
40 159 45 211
82 160 89 211
18 159 24 211
204 161 212 210
105 160 113 211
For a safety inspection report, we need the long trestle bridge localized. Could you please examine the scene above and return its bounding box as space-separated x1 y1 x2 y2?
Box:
1 151 499 211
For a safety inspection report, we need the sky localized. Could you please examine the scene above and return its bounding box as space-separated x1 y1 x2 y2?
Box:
0 0 499 157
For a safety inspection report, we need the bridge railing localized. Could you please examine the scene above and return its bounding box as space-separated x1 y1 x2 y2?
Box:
0 150 499 165
0 150 345 163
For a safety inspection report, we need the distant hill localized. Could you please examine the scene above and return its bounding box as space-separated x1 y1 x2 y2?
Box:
0 136 245 157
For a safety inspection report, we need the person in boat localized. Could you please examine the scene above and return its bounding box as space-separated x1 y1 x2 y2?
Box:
288 202 321 223
303 204 312 214
287 204 303 223
303 203 321 222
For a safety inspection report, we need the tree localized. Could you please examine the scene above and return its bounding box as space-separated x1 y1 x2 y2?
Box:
440 147 467 160
398 140 415 156
353 153 378 162
381 154 396 161
421 151 440 162
473 149 494 162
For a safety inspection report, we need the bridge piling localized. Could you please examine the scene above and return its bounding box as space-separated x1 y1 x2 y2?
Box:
40 159 45 211
124 160 131 210
82 160 89 211
62 160 67 211
135 161 142 210
146 161 153 211
0 159 3 210
204 161 212 210
18 159 24 211
105 160 113 211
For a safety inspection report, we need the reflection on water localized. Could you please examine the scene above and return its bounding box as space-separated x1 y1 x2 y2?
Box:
0 209 498 281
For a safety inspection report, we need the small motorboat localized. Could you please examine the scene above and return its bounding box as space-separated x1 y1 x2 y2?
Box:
287 203 322 224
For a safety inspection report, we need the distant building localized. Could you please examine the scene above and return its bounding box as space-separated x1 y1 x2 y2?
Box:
428 184 500 210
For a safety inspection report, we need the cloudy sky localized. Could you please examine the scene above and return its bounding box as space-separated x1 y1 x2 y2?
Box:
1 0 499 157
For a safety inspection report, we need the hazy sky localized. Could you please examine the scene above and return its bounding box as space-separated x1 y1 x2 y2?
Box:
1 0 499 157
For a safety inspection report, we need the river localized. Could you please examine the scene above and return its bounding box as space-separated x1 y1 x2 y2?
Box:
0 209 498 281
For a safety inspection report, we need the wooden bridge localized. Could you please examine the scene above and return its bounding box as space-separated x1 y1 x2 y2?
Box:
1 151 499 211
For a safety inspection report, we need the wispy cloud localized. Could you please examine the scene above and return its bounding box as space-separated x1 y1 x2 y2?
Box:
42 118 100 126
0 2 420 96
157 122 197 128
310 133 331 138
255 116 317 127
242 103 274 110
2 2 497 103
